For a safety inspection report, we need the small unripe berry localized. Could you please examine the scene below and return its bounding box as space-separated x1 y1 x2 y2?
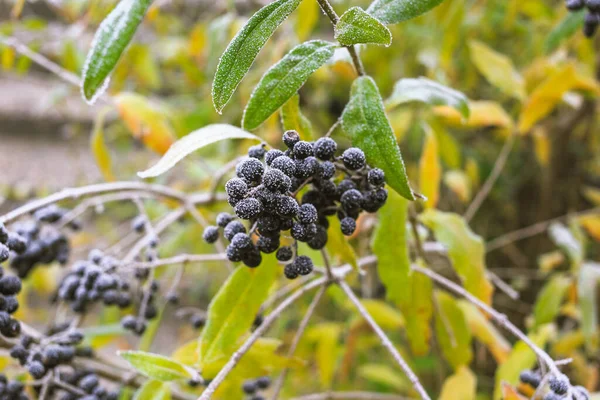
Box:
235 198 263 219
293 141 314 159
314 137 337 160
271 156 296 177
283 130 300 148
342 148 366 170
340 217 356 236
224 221 247 241
265 149 285 166
298 203 318 224
202 226 220 244
276 247 293 262
248 144 266 160
216 213 234 228
225 178 249 200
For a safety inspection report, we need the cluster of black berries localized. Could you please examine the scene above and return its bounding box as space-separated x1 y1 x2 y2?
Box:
0 375 28 400
55 370 119 400
519 370 590 400
242 376 271 400
120 279 160 336
0 232 22 338
57 249 131 314
566 0 600 37
203 130 387 279
9 329 83 380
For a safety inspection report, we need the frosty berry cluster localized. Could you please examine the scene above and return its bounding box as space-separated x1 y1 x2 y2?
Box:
203 130 387 279
519 369 590 400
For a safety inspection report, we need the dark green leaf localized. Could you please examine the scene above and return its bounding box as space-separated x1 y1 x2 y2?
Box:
335 7 392 46
242 40 336 130
212 0 302 113
82 0 153 103
341 76 415 200
119 351 198 382
544 10 585 54
386 77 470 119
367 0 447 25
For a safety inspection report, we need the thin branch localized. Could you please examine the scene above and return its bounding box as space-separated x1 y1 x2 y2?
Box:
197 277 329 400
338 281 431 400
128 253 229 269
291 392 414 400
464 133 516 222
486 270 520 300
410 264 561 377
271 285 327 400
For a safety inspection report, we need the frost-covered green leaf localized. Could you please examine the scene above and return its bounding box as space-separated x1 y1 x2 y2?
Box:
119 351 198 382
82 0 153 104
281 93 314 140
335 7 391 47
367 0 447 25
578 262 600 350
242 40 336 130
386 77 470 119
212 0 302 113
545 10 585 54
138 124 261 178
341 76 415 200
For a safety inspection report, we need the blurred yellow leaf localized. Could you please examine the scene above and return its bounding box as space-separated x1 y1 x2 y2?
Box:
465 158 480 190
440 366 476 400
578 263 600 350
90 108 115 182
533 274 572 328
130 45 161 89
188 23 207 58
552 330 585 356
434 291 473 370
582 186 600 206
444 170 471 203
419 131 441 209
307 323 341 388
434 101 513 133
468 40 525 101
501 383 529 400
538 250 566 272
326 217 358 270
459 301 511 363
532 127 550 166
2 46 15 71
357 364 410 392
114 92 175 155
580 215 600 242
356 299 404 330
280 93 314 141
429 119 461 169
295 0 319 41
171 340 198 366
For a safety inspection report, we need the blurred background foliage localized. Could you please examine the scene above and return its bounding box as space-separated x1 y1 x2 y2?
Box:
1 0 600 399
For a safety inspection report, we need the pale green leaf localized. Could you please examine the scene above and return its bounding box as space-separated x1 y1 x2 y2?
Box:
533 274 572 328
242 40 336 130
119 351 198 382
335 7 392 47
367 0 447 24
212 0 302 113
578 262 600 350
342 76 415 200
137 124 261 178
134 380 171 400
280 93 314 140
434 291 472 370
307 323 341 388
90 107 115 182
357 364 410 391
545 10 585 54
82 0 153 103
386 77 470 119
358 299 404 330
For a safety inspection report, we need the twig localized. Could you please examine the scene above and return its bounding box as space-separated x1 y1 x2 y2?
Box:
197 277 329 400
259 275 316 314
486 270 520 300
325 119 341 138
271 285 327 400
290 392 414 400
128 253 229 269
410 264 561 377
464 133 516 222
338 281 431 400
321 249 333 280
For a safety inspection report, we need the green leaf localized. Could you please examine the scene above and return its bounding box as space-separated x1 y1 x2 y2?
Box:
358 299 404 330
386 77 470 119
578 262 600 350
280 93 314 140
306 323 341 388
341 76 415 200
533 274 572 328
212 0 302 113
545 10 585 54
335 7 392 47
434 291 472 370
367 0 447 25
357 364 410 391
82 0 153 103
242 40 336 130
134 380 171 400
119 351 198 382
420 210 493 304
198 254 278 375
458 301 510 363
137 124 261 178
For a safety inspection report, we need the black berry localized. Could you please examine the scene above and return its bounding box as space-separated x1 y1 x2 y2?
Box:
342 148 366 170
202 226 220 244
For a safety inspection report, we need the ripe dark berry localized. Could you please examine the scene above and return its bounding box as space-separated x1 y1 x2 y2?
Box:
292 141 314 159
257 235 280 254
368 168 385 186
0 244 9 263
80 374 99 392
242 380 257 394
276 196 299 218
231 233 253 253
242 248 262 268
7 233 27 254
256 376 271 389
225 178 249 200
257 216 280 233
295 156 319 179
276 246 293 262
27 360 46 379
292 256 313 276
549 375 569 395
224 221 246 241
291 223 310 242
202 226 220 244
284 263 299 279
121 315 137 330
0 276 22 295
271 156 296 177
337 179 357 194
341 189 363 212
318 161 336 180
342 148 366 170
263 169 292 193
519 370 541 388
9 345 28 362
216 213 234 228
131 215 147 233
283 130 300 148
584 12 599 37
4 296 19 314
308 225 328 250
298 204 318 224
191 314 206 329
566 0 585 9
237 158 265 183
314 137 337 160
0 316 21 337
340 217 356 236
587 0 600 11
248 144 266 160
235 198 263 219
265 149 284 166
0 223 8 243
226 245 243 262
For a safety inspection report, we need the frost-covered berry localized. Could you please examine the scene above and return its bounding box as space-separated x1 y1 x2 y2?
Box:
0 243 9 263
337 179 357 195
231 233 253 253
341 189 363 212
226 245 243 262
295 156 319 179
27 360 46 379
263 169 291 193
248 144 266 160
542 393 562 400
362 188 388 212
216 212 234 228
368 168 385 186
283 130 300 148
519 370 541 388
236 158 265 183
342 148 366 170
298 204 318 224
265 149 285 166
271 156 296 177
224 221 246 241
257 235 279 254
307 225 328 250
318 161 336 180
242 380 257 395
284 263 299 279
6 233 27 253
340 217 356 236
0 223 8 243
243 248 262 268
202 226 219 244
225 178 249 200
235 198 263 219
276 196 299 218
256 376 271 389
314 137 337 160
316 179 336 198
587 0 600 12
291 223 308 242
4 296 19 314
276 246 293 262
131 215 147 233
292 141 314 159
566 0 585 9
0 276 22 296
573 386 590 400
257 216 280 233
548 375 569 395
293 256 313 276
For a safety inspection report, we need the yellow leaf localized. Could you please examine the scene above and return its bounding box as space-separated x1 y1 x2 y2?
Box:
440 366 476 400
356 299 404 331
469 40 525 101
552 330 585 356
171 340 199 366
459 301 511 363
419 131 441 209
580 215 600 242
114 92 175 154
307 323 341 388
90 108 116 182
434 101 513 132
280 93 314 141
582 186 600 206
501 383 529 400
357 364 410 392
465 158 480 189
532 127 550 166
326 217 358 270
434 291 473 370
295 0 319 41
429 119 461 169
2 46 15 71
444 170 471 203
188 23 207 58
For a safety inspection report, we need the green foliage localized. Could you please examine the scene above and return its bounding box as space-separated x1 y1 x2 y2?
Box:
335 7 392 46
545 10 585 54
367 0 448 24
433 291 472 370
119 350 198 382
280 93 314 140
134 380 171 400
